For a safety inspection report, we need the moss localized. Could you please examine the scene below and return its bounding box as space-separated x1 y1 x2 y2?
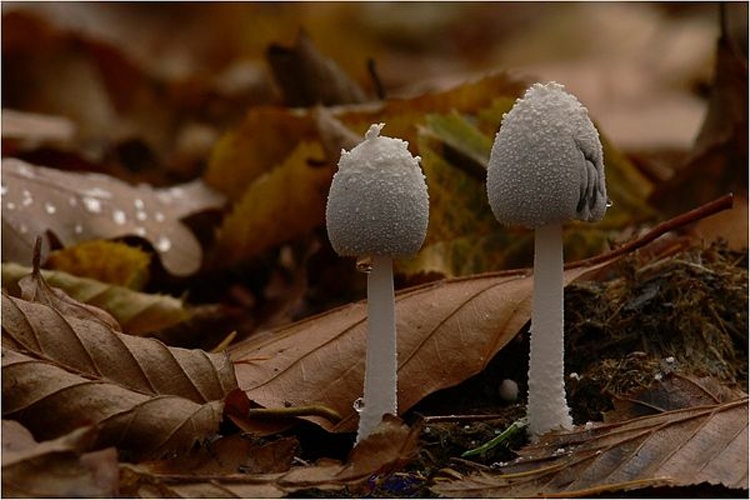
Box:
565 241 748 423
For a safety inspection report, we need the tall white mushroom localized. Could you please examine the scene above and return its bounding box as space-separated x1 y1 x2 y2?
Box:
326 123 429 442
486 82 608 439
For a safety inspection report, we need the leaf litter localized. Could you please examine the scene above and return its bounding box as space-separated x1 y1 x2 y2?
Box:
1 4 747 497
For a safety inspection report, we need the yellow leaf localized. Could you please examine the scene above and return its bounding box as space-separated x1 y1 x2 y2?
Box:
211 141 333 266
46 240 150 289
205 107 317 200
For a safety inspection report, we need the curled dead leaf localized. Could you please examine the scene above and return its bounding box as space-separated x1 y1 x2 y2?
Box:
2 289 236 404
2 348 225 461
2 262 190 336
1 420 118 498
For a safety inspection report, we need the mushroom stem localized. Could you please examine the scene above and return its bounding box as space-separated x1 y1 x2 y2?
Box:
357 254 397 442
528 223 573 439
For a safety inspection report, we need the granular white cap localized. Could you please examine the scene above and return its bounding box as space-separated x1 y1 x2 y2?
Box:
326 123 429 256
486 82 608 228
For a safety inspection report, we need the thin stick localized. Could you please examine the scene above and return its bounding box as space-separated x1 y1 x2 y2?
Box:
565 193 735 270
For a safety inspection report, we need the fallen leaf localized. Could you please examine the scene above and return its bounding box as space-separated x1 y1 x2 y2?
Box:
119 415 418 497
204 107 318 200
431 397 748 497
140 434 299 477
2 262 190 336
1 109 76 144
2 420 119 497
2 285 236 403
650 10 748 215
45 239 152 289
267 29 368 107
230 261 615 434
2 347 225 461
1 158 225 276
606 373 747 422
210 141 333 266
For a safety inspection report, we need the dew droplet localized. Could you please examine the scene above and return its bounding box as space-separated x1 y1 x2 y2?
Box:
19 223 28 234
134 198 145 210
606 199 613 208
155 235 171 252
16 163 34 178
69 197 78 207
74 223 84 234
83 187 112 199
82 197 102 213
0 185 7 196
135 227 147 237
136 210 148 221
44 202 57 214
154 212 165 222
112 209 127 225
21 190 33 206
353 397 365 413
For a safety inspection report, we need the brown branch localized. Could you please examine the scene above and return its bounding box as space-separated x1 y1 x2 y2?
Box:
565 193 735 270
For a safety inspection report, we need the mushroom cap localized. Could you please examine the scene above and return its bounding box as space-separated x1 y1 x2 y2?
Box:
326 123 429 256
486 82 608 228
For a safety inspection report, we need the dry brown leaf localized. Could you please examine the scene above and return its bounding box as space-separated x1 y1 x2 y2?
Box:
606 373 748 422
650 10 748 215
431 397 748 497
2 420 119 497
1 158 225 276
119 415 418 497
2 347 225 461
231 262 613 433
2 262 190 336
2 285 236 404
267 29 368 107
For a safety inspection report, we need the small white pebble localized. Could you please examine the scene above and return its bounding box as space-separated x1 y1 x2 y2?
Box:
499 378 519 402
665 356 675 364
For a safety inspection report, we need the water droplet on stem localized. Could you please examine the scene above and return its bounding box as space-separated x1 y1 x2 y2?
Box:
353 397 365 412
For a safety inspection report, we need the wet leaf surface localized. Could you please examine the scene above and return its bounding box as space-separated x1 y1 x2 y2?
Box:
1 159 225 276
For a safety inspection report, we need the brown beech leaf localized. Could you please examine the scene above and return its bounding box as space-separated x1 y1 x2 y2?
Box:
2 348 225 461
431 397 748 497
2 420 118 498
3 261 236 401
2 286 236 404
267 29 368 107
120 415 418 497
606 373 748 422
2 262 190 336
231 261 614 433
1 158 225 276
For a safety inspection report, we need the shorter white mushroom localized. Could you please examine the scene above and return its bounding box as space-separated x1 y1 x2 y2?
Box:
486 82 608 439
326 123 429 442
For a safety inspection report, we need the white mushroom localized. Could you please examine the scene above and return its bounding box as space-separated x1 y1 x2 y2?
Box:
326 123 429 442
486 82 608 439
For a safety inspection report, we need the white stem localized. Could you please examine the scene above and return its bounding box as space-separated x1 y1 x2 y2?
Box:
356 254 397 443
528 224 573 439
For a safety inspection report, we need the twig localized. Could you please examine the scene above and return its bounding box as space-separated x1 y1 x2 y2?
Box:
565 193 735 270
